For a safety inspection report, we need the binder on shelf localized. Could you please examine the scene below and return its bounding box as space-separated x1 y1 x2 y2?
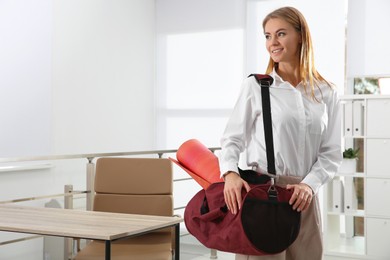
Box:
344 176 358 213
353 101 364 136
332 179 344 213
345 215 355 238
344 102 353 137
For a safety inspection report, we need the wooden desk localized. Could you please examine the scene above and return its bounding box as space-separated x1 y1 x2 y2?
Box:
0 204 182 260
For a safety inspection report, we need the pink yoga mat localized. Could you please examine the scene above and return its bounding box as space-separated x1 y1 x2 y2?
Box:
170 139 223 189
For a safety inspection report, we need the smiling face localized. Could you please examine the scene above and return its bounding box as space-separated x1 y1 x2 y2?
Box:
264 18 302 66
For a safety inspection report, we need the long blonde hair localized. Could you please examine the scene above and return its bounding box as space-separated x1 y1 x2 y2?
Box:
262 7 332 101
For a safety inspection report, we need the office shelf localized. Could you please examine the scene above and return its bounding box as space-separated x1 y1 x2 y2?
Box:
323 95 390 259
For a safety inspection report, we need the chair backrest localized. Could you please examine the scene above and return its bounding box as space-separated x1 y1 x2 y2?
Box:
93 157 173 217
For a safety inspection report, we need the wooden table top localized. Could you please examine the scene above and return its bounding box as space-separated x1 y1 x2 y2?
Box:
0 204 182 241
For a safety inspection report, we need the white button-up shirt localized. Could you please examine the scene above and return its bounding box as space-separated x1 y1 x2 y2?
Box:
219 70 342 194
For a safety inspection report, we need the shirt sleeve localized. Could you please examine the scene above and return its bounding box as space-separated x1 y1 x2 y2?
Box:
219 78 258 178
302 88 343 194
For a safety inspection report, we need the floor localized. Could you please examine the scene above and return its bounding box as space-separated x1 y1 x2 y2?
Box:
180 235 337 260
180 235 235 260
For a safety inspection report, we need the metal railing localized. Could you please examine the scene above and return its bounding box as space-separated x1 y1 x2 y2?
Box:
0 147 221 259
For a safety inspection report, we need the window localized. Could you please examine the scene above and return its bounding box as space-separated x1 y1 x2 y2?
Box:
353 77 390 95
156 29 244 149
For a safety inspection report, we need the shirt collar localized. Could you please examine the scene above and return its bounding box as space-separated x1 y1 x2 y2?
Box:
270 68 296 90
270 68 327 102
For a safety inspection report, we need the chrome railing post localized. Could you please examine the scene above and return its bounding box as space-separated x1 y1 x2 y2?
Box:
64 185 73 260
210 149 218 260
64 185 73 210
210 249 217 259
86 157 95 211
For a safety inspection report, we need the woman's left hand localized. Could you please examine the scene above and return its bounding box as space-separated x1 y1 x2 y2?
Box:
286 183 313 212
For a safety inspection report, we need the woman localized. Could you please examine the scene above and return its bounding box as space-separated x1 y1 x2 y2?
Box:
219 6 342 260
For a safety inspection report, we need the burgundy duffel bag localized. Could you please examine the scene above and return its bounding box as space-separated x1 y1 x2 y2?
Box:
184 180 301 255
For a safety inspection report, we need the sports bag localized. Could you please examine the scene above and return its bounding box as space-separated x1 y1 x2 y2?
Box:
182 74 301 255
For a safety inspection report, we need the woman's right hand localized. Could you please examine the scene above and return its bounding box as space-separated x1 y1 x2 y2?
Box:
223 171 251 214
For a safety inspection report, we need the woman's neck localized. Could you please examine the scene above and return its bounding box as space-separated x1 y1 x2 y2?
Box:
276 63 300 87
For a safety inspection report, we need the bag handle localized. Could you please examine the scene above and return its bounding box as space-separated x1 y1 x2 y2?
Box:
248 74 275 175
248 74 278 200
197 204 228 222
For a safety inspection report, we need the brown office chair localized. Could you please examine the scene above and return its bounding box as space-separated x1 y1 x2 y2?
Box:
75 157 174 260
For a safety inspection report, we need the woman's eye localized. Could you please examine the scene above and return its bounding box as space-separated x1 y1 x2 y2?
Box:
265 35 271 40
277 32 286 37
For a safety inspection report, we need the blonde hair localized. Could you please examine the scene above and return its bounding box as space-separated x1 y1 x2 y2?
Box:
262 7 332 101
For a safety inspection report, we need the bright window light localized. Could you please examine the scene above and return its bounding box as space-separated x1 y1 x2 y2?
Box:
166 117 228 148
166 29 244 109
379 78 390 95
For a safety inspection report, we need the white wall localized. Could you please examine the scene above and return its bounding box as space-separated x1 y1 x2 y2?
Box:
0 0 52 158
0 1 53 255
0 1 155 259
0 0 156 213
347 0 390 78
0 0 156 158
51 0 156 154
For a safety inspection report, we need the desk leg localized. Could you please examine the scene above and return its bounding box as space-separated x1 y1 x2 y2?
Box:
175 223 180 260
105 240 111 260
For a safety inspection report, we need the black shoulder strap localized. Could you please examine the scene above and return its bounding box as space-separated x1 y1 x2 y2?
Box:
248 74 276 175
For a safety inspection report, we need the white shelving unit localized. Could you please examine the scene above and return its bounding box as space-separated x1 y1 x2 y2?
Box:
323 95 390 260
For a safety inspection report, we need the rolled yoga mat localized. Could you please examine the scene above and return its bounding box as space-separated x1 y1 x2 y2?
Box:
170 139 223 189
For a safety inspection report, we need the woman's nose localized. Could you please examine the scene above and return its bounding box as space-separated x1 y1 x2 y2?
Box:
270 36 279 45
